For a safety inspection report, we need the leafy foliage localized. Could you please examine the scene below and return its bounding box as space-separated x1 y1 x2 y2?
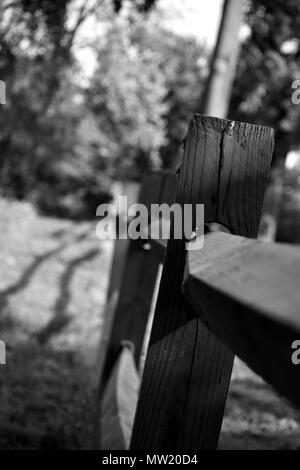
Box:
3 0 300 230
276 166 300 244
228 0 300 243
0 0 206 217
87 8 206 176
87 13 168 180
230 0 300 162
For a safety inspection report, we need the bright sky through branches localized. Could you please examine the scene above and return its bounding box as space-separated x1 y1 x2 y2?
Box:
162 0 224 46
74 0 224 79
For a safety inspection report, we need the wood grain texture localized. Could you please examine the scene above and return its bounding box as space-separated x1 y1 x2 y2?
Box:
130 114 274 450
186 232 300 332
101 343 140 450
99 172 177 387
184 232 300 407
140 217 170 256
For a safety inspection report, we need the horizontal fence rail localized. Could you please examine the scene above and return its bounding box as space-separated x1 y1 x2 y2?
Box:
137 221 300 408
183 231 300 408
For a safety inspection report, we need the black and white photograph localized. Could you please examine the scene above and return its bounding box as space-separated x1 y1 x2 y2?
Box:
0 0 300 454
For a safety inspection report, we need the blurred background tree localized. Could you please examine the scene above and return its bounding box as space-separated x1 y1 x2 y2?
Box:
0 0 300 238
86 11 168 181
230 0 300 163
0 0 206 217
228 0 300 243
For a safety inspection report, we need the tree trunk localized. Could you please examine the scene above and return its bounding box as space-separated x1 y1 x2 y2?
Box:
203 0 244 118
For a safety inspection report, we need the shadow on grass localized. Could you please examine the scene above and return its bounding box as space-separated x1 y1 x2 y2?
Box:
36 248 99 345
0 228 89 304
0 227 97 335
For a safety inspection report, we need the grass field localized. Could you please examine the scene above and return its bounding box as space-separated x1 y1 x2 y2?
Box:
0 198 299 449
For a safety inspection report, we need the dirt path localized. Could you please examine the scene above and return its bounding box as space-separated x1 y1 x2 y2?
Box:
0 198 299 449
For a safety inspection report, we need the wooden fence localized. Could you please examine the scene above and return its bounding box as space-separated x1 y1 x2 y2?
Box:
98 114 300 450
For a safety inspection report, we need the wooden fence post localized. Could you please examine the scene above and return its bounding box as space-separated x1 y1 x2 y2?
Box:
99 172 177 389
130 114 274 450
